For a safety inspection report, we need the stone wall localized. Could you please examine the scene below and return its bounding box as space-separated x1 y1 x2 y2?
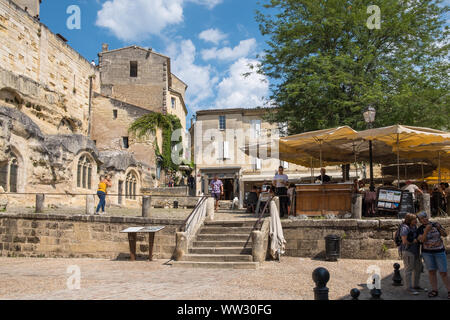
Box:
282 218 450 260
98 47 167 113
0 0 100 135
0 212 182 259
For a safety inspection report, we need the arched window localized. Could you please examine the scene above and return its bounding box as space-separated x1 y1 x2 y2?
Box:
77 155 93 189
125 172 137 200
0 152 19 192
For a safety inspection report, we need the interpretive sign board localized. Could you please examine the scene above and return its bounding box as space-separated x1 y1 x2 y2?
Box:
376 187 403 214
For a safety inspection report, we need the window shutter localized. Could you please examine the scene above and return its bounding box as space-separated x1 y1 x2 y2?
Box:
223 141 229 159
256 158 262 170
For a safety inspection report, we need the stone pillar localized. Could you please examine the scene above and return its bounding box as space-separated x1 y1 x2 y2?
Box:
205 197 215 221
420 193 431 218
86 195 95 215
251 230 265 263
174 232 188 261
35 194 45 213
142 196 151 217
239 178 244 209
351 194 362 219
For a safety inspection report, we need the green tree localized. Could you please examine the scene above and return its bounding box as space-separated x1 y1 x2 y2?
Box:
256 0 449 133
129 113 182 171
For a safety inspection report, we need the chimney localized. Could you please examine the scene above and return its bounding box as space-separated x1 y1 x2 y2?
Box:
102 43 109 52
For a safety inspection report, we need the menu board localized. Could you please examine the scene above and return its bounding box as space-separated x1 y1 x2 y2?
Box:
399 191 415 216
376 188 402 212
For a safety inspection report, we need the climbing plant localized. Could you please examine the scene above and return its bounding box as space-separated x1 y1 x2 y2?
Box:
129 113 182 171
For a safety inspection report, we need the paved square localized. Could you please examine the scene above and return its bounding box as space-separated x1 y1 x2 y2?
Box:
0 257 448 300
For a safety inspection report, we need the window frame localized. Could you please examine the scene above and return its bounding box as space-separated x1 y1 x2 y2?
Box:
219 115 226 131
130 61 138 78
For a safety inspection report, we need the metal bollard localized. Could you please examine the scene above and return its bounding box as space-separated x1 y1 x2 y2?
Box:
350 288 360 300
35 194 45 213
142 196 151 217
312 267 330 300
392 263 403 286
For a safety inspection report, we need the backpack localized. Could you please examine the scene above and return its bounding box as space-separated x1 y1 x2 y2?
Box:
394 223 405 247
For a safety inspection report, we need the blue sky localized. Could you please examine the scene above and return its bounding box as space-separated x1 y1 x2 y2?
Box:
40 0 272 126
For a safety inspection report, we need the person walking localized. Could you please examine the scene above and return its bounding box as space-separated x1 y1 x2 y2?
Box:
210 175 223 212
399 213 424 295
96 175 112 215
273 166 289 218
417 211 450 299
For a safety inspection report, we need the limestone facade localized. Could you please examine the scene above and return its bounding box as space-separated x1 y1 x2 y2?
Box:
0 0 188 208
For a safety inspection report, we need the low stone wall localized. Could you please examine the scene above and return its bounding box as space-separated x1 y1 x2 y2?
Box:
282 218 450 260
144 187 189 196
150 195 199 209
0 213 182 260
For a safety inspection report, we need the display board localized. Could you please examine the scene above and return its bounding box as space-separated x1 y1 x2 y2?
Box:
398 191 415 216
376 187 402 213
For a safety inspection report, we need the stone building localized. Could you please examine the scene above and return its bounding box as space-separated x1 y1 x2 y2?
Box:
191 107 362 207
0 0 188 208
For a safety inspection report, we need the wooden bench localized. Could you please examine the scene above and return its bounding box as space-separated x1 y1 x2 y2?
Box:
120 226 165 261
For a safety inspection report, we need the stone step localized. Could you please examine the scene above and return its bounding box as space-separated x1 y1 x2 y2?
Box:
204 220 258 228
192 240 251 248
180 254 253 262
196 234 250 241
171 261 259 269
189 247 252 255
199 227 254 234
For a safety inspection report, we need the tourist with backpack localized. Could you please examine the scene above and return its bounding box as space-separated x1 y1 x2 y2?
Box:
417 211 450 299
395 213 424 295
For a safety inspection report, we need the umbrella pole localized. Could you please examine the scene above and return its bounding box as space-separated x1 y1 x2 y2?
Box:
397 134 400 188
353 142 358 180
421 163 424 181
320 141 323 183
438 151 441 184
310 157 314 183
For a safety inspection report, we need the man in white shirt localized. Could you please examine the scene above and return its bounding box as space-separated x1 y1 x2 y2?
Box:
273 166 289 217
402 180 423 212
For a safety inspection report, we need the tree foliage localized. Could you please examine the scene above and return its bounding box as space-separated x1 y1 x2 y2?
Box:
256 0 449 133
129 113 182 171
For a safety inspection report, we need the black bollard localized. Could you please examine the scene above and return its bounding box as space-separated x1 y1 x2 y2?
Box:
350 288 360 300
370 288 382 300
312 267 330 300
392 263 403 286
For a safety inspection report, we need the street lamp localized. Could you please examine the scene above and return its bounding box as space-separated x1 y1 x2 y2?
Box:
363 106 376 192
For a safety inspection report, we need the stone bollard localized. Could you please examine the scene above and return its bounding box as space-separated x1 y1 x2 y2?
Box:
86 195 95 215
205 197 215 221
392 263 403 286
142 196 151 217
351 193 362 219
312 267 330 300
251 230 265 263
350 288 360 300
420 193 431 218
174 232 188 261
35 194 45 213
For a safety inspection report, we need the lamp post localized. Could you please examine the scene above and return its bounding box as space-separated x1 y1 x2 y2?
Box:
363 106 376 192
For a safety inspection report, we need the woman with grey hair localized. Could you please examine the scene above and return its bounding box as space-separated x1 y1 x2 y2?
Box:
417 211 450 299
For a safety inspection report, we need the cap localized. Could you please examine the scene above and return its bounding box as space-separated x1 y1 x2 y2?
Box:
417 211 428 219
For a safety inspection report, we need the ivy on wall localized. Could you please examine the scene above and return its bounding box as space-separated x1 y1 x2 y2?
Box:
129 113 182 171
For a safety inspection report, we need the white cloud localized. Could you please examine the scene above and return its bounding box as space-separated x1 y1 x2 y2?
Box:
215 58 269 109
198 28 228 45
168 40 219 108
201 38 257 61
187 0 223 9
96 0 221 42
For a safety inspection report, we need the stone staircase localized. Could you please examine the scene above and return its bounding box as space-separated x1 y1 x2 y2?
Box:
172 217 260 269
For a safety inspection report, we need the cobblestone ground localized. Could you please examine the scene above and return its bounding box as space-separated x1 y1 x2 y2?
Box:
0 256 448 300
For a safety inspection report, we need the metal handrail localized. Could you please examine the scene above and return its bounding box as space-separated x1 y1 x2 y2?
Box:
181 195 208 232
1 192 203 198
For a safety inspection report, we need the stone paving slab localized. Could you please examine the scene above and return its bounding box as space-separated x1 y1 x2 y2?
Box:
0 257 448 300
